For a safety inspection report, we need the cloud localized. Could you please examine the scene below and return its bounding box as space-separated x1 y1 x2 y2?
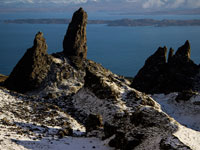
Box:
3 0 33 3
187 0 200 8
0 0 94 4
1 0 200 9
126 0 139 2
142 0 200 9
142 0 165 8
168 0 185 8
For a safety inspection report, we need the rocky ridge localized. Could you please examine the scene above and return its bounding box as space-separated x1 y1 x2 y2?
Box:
131 40 199 94
1 7 200 150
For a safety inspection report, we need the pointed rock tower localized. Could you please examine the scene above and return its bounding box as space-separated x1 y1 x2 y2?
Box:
131 46 167 93
4 32 50 93
63 7 88 68
174 40 191 61
167 48 174 63
131 40 199 94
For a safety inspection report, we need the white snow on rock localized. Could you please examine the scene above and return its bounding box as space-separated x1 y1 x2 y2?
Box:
190 94 200 104
73 88 131 122
152 93 200 131
152 93 200 150
0 88 112 150
174 125 200 150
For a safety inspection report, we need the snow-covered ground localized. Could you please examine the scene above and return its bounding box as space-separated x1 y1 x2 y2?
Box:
174 124 200 150
152 93 200 150
2 83 200 149
152 93 200 131
0 88 113 150
0 130 112 150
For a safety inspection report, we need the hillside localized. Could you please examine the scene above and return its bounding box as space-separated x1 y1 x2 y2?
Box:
1 7 200 150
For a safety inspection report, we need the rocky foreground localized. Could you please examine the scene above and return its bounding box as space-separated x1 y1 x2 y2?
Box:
1 8 200 150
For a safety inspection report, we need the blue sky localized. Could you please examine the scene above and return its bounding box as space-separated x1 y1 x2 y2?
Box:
1 0 200 13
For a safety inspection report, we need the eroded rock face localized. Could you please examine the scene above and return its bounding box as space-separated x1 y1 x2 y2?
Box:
174 40 191 61
4 32 51 93
63 7 88 68
103 107 191 150
165 41 199 93
167 48 174 63
131 41 199 94
131 46 167 93
85 114 103 132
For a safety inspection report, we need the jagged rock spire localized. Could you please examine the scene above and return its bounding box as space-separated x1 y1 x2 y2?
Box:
63 7 88 60
168 48 174 63
131 46 167 93
4 32 50 93
131 40 199 94
145 46 167 65
175 40 191 60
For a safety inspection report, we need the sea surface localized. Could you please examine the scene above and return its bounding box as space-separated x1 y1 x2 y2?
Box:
1 12 200 77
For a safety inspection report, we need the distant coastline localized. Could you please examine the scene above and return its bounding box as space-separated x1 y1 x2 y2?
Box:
4 18 200 27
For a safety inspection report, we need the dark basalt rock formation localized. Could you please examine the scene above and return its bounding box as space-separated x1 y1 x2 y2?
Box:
174 40 191 61
4 8 88 93
166 41 199 93
85 114 103 132
131 46 167 93
167 48 174 63
160 136 192 150
63 7 87 68
131 40 199 94
103 107 191 150
4 32 51 93
175 90 198 102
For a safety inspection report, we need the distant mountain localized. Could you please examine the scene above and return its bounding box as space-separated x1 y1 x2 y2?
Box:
4 18 200 27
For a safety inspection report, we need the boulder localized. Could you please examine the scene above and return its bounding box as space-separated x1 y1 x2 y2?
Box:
175 90 198 102
85 114 103 132
4 32 51 93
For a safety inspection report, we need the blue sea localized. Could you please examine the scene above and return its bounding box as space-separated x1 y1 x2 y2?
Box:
1 12 200 77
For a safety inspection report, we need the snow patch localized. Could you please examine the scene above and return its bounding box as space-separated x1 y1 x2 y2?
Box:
174 125 200 150
73 88 132 122
152 93 200 131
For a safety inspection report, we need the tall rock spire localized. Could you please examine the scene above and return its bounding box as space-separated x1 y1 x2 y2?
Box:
63 7 88 63
4 32 50 93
